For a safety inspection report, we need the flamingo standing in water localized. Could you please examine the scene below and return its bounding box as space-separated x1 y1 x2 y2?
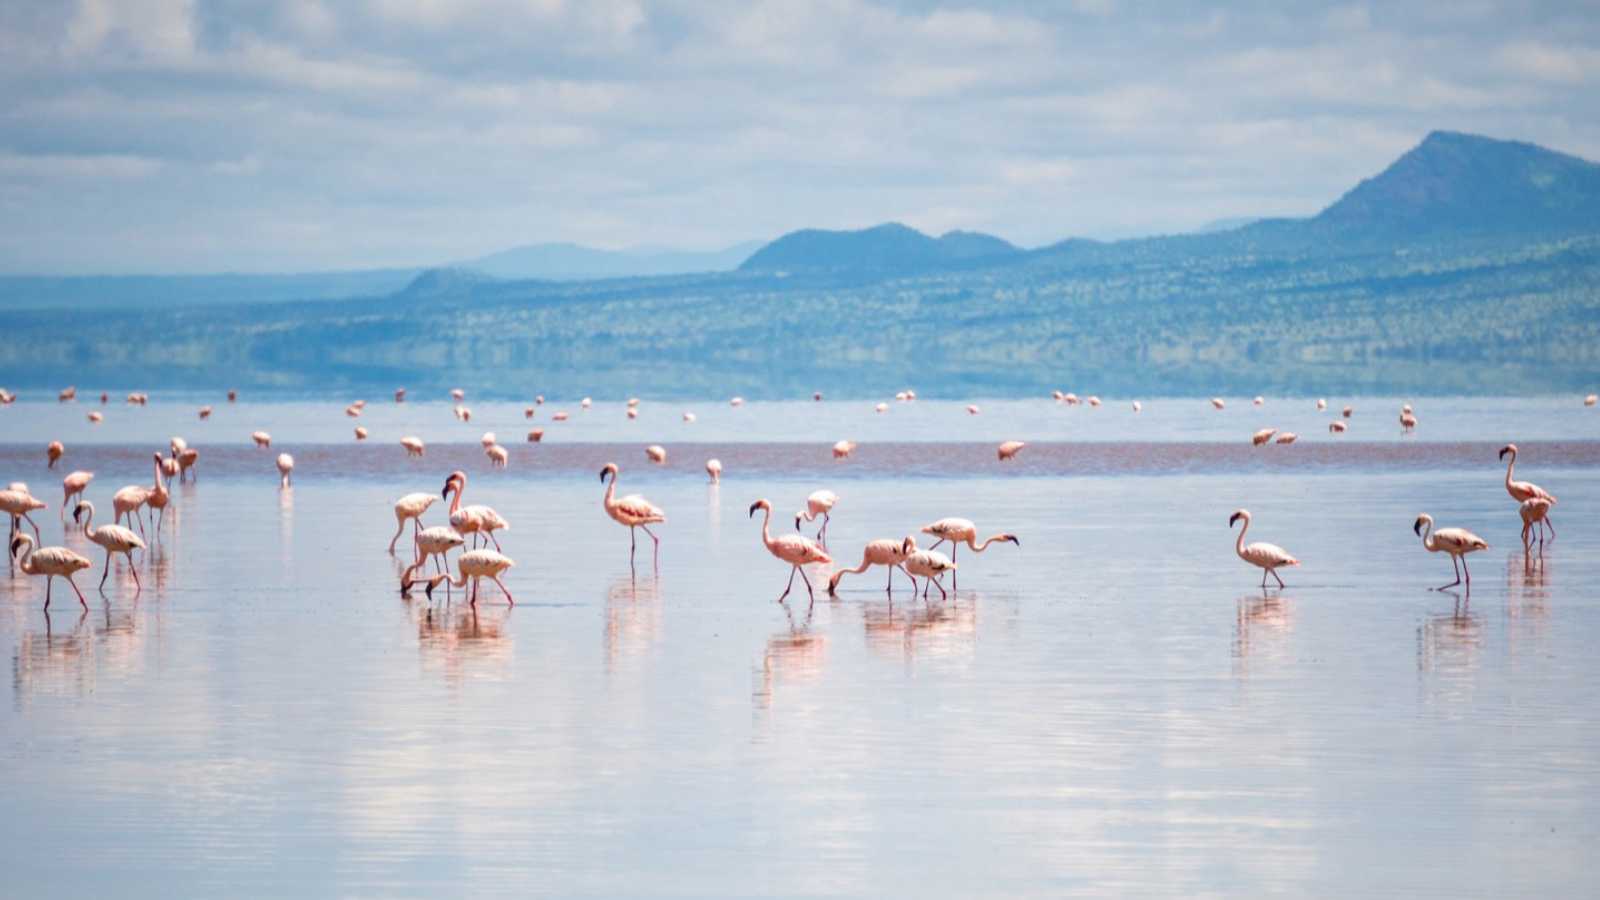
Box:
1229 509 1298 588
828 536 916 594
1251 428 1277 446
1519 498 1551 554
749 499 831 603
406 550 515 605
398 526 466 595
111 480 150 539
997 441 1025 461
904 549 957 600
1413 514 1488 590
74 501 145 594
388 492 437 553
1 486 46 545
599 463 664 567
277 453 295 487
833 441 856 459
486 444 509 468
47 441 64 468
62 470 93 514
795 490 839 545
10 534 92 610
252 431 271 448
1499 444 1556 539
175 446 199 482
401 436 425 457
442 471 509 550
920 517 1018 587
706 459 722 483
1328 421 1347 434
146 453 171 532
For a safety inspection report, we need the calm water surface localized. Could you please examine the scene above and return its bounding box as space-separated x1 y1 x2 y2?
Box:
2 399 1598 897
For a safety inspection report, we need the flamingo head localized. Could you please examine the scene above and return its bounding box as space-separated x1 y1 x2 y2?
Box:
1499 444 1517 460
72 501 88 525
748 499 770 518
1229 510 1248 528
599 462 618 483
827 571 843 594
441 470 466 497
1413 514 1433 537
1002 534 1021 547
902 536 917 555
10 534 29 558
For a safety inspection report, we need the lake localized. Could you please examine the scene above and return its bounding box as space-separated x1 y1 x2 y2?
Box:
2 396 1597 897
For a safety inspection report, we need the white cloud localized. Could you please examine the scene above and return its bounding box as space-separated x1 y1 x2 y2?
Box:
1495 40 1600 84
0 152 164 179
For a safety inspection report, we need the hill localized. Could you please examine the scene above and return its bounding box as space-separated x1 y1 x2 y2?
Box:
739 223 1022 274
459 240 762 280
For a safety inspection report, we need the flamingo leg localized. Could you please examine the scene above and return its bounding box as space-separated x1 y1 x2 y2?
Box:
1437 555 1462 590
1462 556 1472 586
629 527 637 566
489 530 502 552
387 518 405 554
931 575 948 601
69 575 86 609
1260 567 1269 589
493 575 513 605
23 512 42 543
778 566 798 602
886 565 894 593
1272 568 1285 589
470 577 479 607
950 544 959 588
128 552 142 594
44 576 52 610
797 566 815 601
100 552 112 589
1544 516 1555 541
640 525 660 568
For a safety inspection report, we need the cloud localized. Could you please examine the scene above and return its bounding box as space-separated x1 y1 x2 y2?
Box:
0 152 165 179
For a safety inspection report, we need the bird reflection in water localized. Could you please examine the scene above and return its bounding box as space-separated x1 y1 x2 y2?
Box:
278 483 294 569
12 605 145 705
753 602 826 711
1417 592 1482 680
860 593 979 668
1233 593 1294 676
409 598 512 683
1505 552 1550 664
606 575 661 673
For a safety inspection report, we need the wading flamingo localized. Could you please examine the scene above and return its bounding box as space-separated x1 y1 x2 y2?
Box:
904 549 957 600
683 412 696 423
833 441 856 459
1211 398 1225 410
10 533 91 610
1328 421 1347 434
388 492 437 553
997 441 1026 461
252 431 271 448
398 526 466 596
1275 432 1298 444
396 388 406 402
1588 394 1597 407
62 470 93 514
406 550 515 606
74 501 145 594
1251 428 1277 446
1499 444 1556 539
486 444 509 468
276 453 294 487
146 453 171 531
112 481 150 539
828 537 916 594
401 436 425 457
1342 405 1353 418
1413 514 1488 590
442 471 510 551
1132 401 1142 412
1088 396 1102 407
198 405 211 420
228 390 237 402
527 430 543 443
627 408 639 420
88 412 103 424
646 445 667 464
874 402 888 413
355 426 368 440
706 459 722 483
174 447 199 482
1229 509 1298 589
47 441 63 468
1400 410 1417 433
921 518 1018 586
1316 399 1327 410
796 490 839 545
481 432 496 448
1 486 46 544
1519 498 1551 554
749 499 831 603
730 397 743 407
599 463 664 567
967 405 981 415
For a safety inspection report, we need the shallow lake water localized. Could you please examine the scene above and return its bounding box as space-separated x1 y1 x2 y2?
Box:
2 399 1598 897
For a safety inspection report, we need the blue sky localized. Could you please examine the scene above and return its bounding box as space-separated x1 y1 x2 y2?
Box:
1 0 1597 273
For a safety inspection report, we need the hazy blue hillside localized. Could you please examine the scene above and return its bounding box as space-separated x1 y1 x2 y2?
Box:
0 269 420 311
459 240 762 280
740 223 1021 274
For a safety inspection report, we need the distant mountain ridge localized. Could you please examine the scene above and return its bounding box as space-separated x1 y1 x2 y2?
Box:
739 222 1022 274
459 240 763 280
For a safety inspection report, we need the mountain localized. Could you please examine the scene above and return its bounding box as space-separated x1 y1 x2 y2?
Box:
1313 130 1600 235
739 222 1022 274
459 240 763 280
0 269 420 311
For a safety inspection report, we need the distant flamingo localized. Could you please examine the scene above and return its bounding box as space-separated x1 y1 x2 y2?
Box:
828 536 916 594
1588 394 1597 407
451 388 465 402
61 470 93 514
0 486 46 547
833 441 856 459
904 549 957 600
388 492 437 553
795 490 839 545
276 453 294 487
146 452 171 531
581 398 592 409
730 397 743 407
553 412 569 422
525 406 535 419
1132 401 1142 412
1253 396 1264 406
1519 498 1551 554
920 517 1018 586
88 411 103 424
627 408 639 420
1413 514 1488 590
527 429 544 443
683 412 696 423
1211 398 1225 410
967 405 981 415
997 440 1025 461
1342 405 1353 418
1087 396 1101 407
1316 398 1327 410
252 431 271 448
395 388 406 402
175 447 199 481
1328 421 1347 434
10 533 91 609
600 463 664 567
401 436 425 457
442 471 509 550
874 402 888 413
1499 444 1556 539
646 445 667 464
198 405 212 420
486 444 509 468
1400 410 1417 433
74 501 145 594
345 404 361 418
481 432 496 448
47 441 63 468
1275 432 1298 444
706 459 722 483
1229 509 1298 589
1063 393 1079 405
749 499 831 603
228 390 237 402
1251 428 1277 446
355 426 368 440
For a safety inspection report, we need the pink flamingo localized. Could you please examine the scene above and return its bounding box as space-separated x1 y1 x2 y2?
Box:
74 501 145 594
599 463 664 567
1251 428 1277 446
1 486 46 545
706 459 722 483
828 536 916 594
406 549 515 606
795 490 838 545
277 453 294 487
1229 509 1298 589
1413 514 1488 590
1499 444 1556 539
10 533 91 610
997 441 1025 461
1328 421 1347 434
112 480 150 539
833 441 856 459
442 471 509 550
749 499 831 603
904 549 957 600
1519 498 1551 554
486 444 509 468
388 492 437 553
47 441 64 468
252 431 271 448
401 436 425 457
398 526 466 596
920 517 1018 587
61 470 93 514
146 452 171 531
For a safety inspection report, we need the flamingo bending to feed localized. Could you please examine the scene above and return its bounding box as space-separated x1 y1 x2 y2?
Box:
904 549 957 600
967 405 981 415
88 412 103 424
398 526 466 595
828 537 916 595
198 405 212 420
1413 514 1488 590
920 517 1018 586
10 534 91 610
175 447 199 482
146 453 171 531
527 429 544 443
998 441 1025 461
47 441 64 468
252 431 271 448
62 470 93 514
405 548 515 606
795 490 839 545
749 499 831 603
442 471 510 551
74 501 145 593
401 436 425 457
1519 498 1551 554
1 486 46 544
1210 398 1225 410
1229 509 1298 588
388 492 437 553
706 459 722 483
1251 428 1277 446
277 453 294 487
486 444 509 468
1499 444 1556 539
599 463 664 567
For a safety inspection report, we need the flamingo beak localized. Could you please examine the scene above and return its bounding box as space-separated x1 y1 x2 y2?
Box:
9 536 21 558
71 505 82 524
1228 513 1242 527
400 580 411 597
794 515 802 530
1413 518 1424 536
1498 447 1510 460
1007 535 1020 546
748 502 760 518
424 579 437 601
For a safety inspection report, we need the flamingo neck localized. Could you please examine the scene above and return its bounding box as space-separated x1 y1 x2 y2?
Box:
152 457 166 491
447 485 462 514
1504 452 1516 488
1234 517 1249 558
973 534 1006 552
604 475 617 509
1419 520 1435 551
16 541 34 573
80 503 94 531
759 506 776 550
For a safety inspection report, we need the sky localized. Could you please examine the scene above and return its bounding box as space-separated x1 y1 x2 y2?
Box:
1 1 1598 274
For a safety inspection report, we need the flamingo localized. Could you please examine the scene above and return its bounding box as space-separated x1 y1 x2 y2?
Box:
451 388 465 402
345 404 361 418
73 501 145 594
174 447 199 482
1064 393 1079 405
920 517 1018 586
1316 399 1327 410
146 452 171 531
1275 432 1298 444
1251 428 1277 446
1587 394 1597 407
112 481 150 539
795 490 839 545
1400 411 1417 433
527 429 544 443
627 408 639 420
1342 405 1353 418
828 537 916 594
1087 395 1101 407
599 463 664 567
88 411 103 424
10 534 91 609
442 471 509 551
1132 401 1142 412
833 441 856 459
388 492 437 553
198 405 212 420
997 440 1026 461
904 549 957 600
1499 444 1556 539
401 436 425 457
1413 514 1488 590
277 453 294 487
1328 421 1347 434
706 459 722 483
486 444 508 468
228 390 237 402
396 388 407 402
62 470 93 513
398 526 467 596
1253 396 1264 406
814 392 823 401
730 396 743 407
553 412 569 422
874 402 888 413
1210 398 1225 410
628 397 641 408
581 397 592 409
1519 498 1551 554
749 499 831 603
1229 509 1298 589
967 405 981 415
646 445 667 464
252 431 271 448
525 406 536 419
355 426 368 440
1 487 46 554
683 412 696 423
59 386 76 402
47 441 64 468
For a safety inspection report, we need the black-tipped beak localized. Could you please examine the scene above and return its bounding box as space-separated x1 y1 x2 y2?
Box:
794 515 802 530
1228 513 1242 527
9 536 22 557
1498 447 1509 460
400 580 412 598
1413 519 1424 536
1008 535 1021 546
598 467 607 481
424 580 437 601
748 502 760 518
902 538 914 554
